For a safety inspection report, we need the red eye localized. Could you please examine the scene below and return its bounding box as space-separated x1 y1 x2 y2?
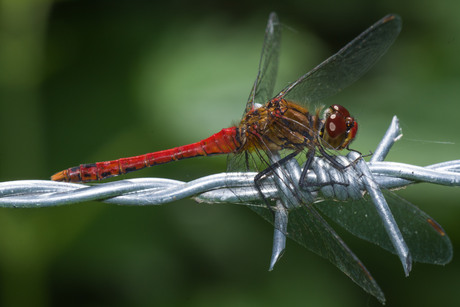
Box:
326 112 347 138
330 104 351 117
322 105 358 149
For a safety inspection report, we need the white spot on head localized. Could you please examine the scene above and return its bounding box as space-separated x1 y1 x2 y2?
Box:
329 122 336 132
333 105 339 111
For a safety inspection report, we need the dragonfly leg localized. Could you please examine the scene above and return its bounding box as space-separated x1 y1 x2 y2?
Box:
253 151 300 214
318 146 348 170
299 150 315 187
300 149 351 190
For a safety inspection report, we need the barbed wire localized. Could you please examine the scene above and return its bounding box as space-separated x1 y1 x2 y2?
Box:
1 157 458 207
0 116 459 273
1 117 458 208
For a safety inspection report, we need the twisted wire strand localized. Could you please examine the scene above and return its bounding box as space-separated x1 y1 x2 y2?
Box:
0 158 459 208
2 115 458 209
0 116 458 276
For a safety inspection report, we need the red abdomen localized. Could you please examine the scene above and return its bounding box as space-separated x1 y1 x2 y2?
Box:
51 127 240 182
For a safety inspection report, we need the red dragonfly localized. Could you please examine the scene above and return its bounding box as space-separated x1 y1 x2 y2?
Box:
52 13 378 183
52 14 452 303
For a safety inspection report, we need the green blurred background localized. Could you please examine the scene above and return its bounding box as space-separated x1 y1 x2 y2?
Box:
0 0 459 306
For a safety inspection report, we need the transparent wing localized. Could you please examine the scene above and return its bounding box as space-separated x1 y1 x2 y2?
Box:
280 14 402 105
315 189 453 264
233 147 451 303
227 143 386 303
250 198 385 303
244 12 282 115
227 14 411 304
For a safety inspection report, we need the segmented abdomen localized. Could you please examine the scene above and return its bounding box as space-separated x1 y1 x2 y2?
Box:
51 127 240 182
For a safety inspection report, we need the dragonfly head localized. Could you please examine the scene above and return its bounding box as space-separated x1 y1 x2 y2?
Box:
320 104 358 150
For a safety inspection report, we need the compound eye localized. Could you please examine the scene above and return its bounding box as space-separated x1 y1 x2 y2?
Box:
325 107 348 139
331 104 350 117
322 105 358 149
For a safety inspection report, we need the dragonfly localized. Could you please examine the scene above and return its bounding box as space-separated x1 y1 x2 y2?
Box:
52 13 452 303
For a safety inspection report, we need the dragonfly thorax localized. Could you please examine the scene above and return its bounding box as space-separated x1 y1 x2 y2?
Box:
238 99 321 152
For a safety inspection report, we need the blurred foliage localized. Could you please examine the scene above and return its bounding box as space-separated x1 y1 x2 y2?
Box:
0 0 459 306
